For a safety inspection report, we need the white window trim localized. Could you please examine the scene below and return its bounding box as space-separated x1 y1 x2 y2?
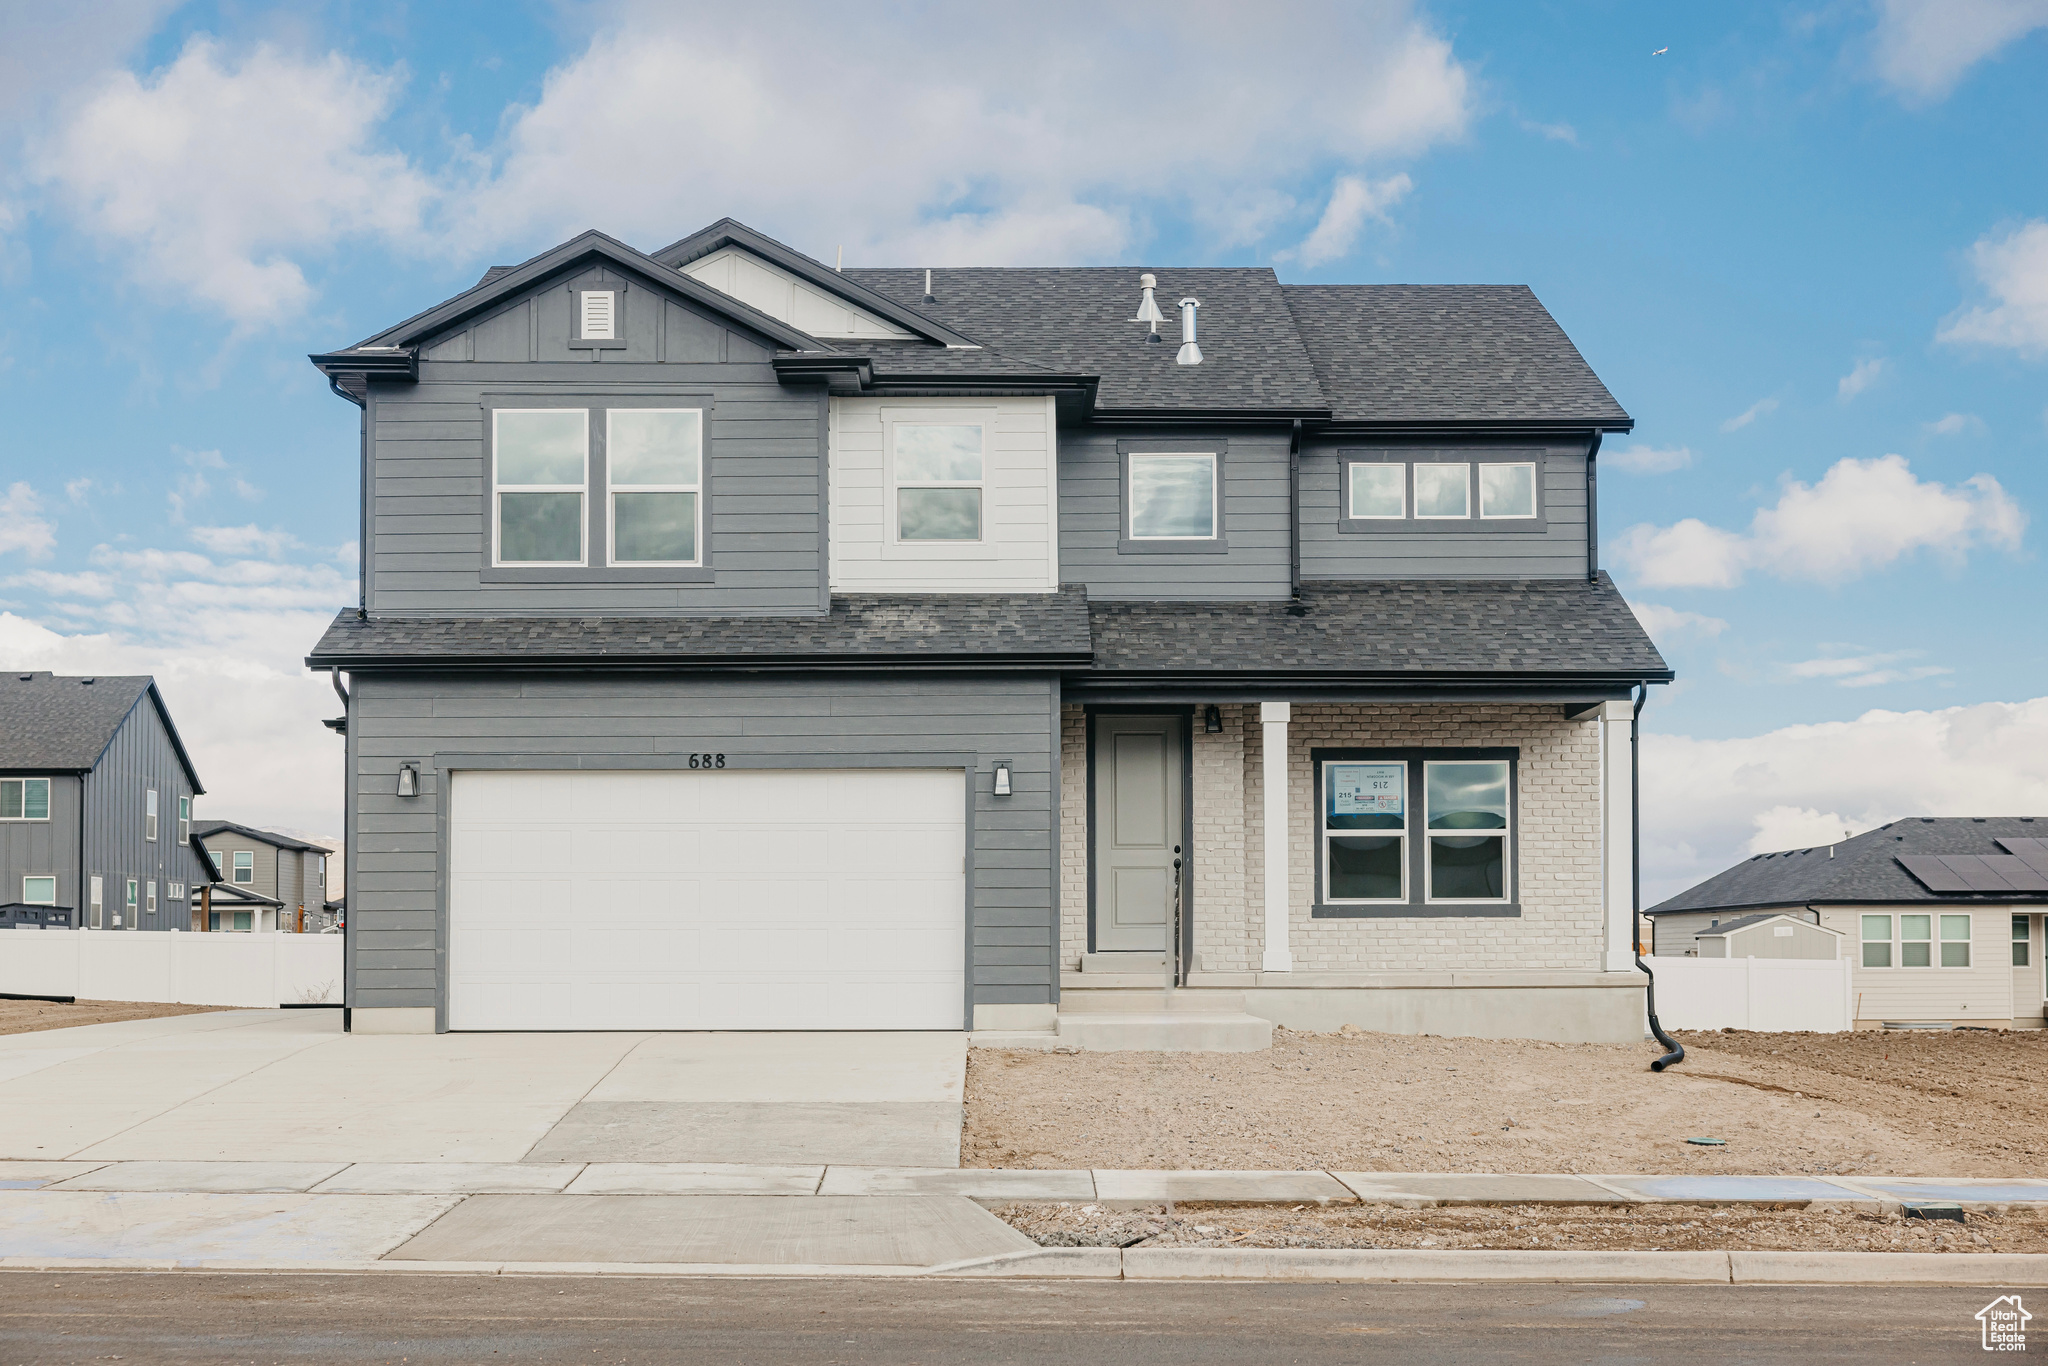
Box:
1421 759 1514 905
1346 461 1407 520
491 408 589 568
145 788 158 842
23 876 57 905
1861 912 1973 969
232 850 255 885
1127 451 1221 541
1412 463 1473 520
1477 462 1540 520
1 777 51 822
178 795 191 844
125 879 138 910
169 881 186 901
89 875 103 929
145 880 157 916
605 408 704 568
883 413 993 554
1318 759 1409 905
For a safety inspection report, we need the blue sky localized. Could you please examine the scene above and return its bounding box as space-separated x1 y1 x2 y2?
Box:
1 0 2044 895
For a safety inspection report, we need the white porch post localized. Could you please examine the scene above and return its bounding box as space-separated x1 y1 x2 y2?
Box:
1599 699 1637 971
1261 702 1293 972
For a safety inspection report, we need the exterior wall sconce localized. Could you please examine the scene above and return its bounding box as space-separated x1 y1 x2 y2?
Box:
396 763 420 798
1204 705 1223 733
992 762 1012 797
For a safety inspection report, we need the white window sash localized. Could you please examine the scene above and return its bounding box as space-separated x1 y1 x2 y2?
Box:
885 419 990 547
1 777 52 822
605 408 704 567
1477 462 1540 520
492 408 589 567
146 789 158 841
1318 759 1409 904
1127 452 1220 541
1412 463 1472 520
1346 462 1407 520
23 876 57 905
146 881 157 914
1421 759 1512 904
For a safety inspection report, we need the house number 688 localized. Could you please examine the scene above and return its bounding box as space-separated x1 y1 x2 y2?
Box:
688 753 726 769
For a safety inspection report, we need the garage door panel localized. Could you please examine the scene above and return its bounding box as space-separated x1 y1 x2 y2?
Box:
449 768 967 1031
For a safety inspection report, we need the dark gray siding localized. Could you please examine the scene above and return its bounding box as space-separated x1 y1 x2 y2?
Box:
1058 426 1292 600
1299 439 1591 580
0 773 80 912
346 671 1061 1021
369 267 825 618
81 701 205 931
193 835 326 929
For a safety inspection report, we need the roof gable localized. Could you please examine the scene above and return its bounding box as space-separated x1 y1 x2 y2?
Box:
1650 816 2048 912
0 672 203 792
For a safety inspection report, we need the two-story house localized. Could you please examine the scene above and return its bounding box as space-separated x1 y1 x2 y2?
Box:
193 820 331 932
307 219 1670 1041
0 672 209 930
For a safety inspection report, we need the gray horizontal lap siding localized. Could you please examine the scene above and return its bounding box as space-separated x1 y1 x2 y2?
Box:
346 672 1061 1018
1299 440 1590 580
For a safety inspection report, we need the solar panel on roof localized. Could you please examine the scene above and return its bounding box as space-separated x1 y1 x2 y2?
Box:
1998 838 2048 875
1897 855 1973 892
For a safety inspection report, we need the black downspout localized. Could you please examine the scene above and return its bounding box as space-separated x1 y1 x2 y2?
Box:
78 771 87 932
1633 682 1684 1070
330 377 367 620
1287 419 1304 612
1585 431 1602 583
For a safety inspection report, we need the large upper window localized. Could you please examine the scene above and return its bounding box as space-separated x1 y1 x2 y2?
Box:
1478 463 1538 519
607 409 703 565
1863 912 1971 968
1412 463 1471 519
1128 453 1218 540
1 778 50 821
493 409 588 565
893 424 984 541
1315 750 1516 915
1346 463 1405 519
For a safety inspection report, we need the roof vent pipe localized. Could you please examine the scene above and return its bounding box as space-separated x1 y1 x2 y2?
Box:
1133 273 1165 343
1176 297 1202 365
923 269 935 303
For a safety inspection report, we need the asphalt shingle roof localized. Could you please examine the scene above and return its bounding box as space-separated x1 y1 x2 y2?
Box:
1280 285 1630 426
0 672 152 771
194 820 327 855
1649 817 2048 911
1085 576 1667 678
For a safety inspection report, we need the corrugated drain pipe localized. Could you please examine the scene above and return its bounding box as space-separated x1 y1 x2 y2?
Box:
1633 682 1684 1071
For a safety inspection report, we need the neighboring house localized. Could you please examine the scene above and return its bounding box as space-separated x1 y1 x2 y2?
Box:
0 672 208 930
306 217 1671 1039
1646 906 1822 957
1648 818 2048 1028
193 821 331 932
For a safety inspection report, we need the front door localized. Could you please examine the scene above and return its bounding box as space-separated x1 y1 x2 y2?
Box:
1092 715 1183 953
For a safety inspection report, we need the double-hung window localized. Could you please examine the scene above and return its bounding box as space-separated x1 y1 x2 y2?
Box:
1 778 50 821
23 876 56 905
1424 761 1511 901
90 876 103 929
124 879 137 924
145 880 157 916
1316 750 1517 914
1322 761 1408 903
607 409 702 565
1128 453 1219 540
233 851 254 885
2015 915 2031 967
493 409 588 565
145 788 158 841
178 795 191 843
892 423 985 541
1862 913 1971 967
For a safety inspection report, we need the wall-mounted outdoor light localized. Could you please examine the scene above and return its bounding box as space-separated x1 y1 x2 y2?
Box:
1204 705 1223 733
992 762 1012 797
396 763 420 798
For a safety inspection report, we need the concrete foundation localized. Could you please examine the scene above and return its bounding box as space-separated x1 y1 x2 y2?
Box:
1173 971 1648 1045
348 1007 435 1035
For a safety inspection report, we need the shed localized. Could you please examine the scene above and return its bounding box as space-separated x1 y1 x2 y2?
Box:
1694 912 1842 961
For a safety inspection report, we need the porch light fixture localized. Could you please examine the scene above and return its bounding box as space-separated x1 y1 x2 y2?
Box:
1204 704 1223 733
396 764 420 799
992 762 1012 797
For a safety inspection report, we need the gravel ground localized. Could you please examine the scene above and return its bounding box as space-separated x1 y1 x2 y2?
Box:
964 1026 2048 1175
0 998 229 1036
994 1201 2048 1252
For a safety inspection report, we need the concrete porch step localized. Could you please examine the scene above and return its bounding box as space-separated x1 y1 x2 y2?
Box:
1079 952 1168 974
1059 987 1248 1014
1054 1011 1273 1052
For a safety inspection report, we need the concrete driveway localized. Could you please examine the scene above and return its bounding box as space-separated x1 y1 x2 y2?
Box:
0 1010 966 1167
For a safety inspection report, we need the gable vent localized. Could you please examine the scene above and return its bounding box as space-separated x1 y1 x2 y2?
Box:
580 290 616 341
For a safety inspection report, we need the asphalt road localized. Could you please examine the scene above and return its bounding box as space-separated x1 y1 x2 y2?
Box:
0 1273 2022 1363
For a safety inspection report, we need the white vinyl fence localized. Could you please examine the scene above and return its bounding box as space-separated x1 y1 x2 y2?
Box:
1645 954 1854 1033
0 930 342 1009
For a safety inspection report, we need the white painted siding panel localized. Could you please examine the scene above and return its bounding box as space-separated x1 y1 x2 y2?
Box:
681 248 914 339
829 396 1060 592
1819 905 2014 1025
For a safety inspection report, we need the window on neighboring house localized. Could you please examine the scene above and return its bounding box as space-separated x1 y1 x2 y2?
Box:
89 876 103 929
145 880 157 916
209 848 224 877
169 882 186 901
1321 760 1407 904
493 408 588 565
607 408 703 565
233 851 254 885
1478 463 1539 519
178 795 190 843
579 290 616 341
1346 463 1405 519
1940 914 1972 967
892 423 985 541
212 911 254 932
1 778 51 820
1128 453 1219 540
23 876 56 904
1863 913 1971 968
1424 761 1511 901
2015 915 2031 968
124 880 137 923
145 788 158 841
1412 463 1471 519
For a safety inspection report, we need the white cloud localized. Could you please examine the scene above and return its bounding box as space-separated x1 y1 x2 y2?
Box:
1629 602 1729 644
1612 454 2025 588
1606 444 1692 474
0 1 180 126
1837 356 1887 400
32 37 437 328
1518 118 1577 144
1869 0 2048 101
1938 220 2048 357
1281 173 1414 268
188 524 303 558
0 482 56 559
1642 695 2048 902
1782 649 1953 688
1 569 115 598
1720 397 1778 432
1925 412 1984 435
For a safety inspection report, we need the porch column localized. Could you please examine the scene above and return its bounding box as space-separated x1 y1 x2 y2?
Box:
1599 700 1636 971
1261 701 1293 972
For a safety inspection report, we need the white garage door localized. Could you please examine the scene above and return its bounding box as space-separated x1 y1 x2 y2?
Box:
448 768 965 1031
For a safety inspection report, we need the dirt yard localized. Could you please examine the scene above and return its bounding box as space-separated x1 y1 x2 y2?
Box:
994 1201 2048 1253
0 998 229 1037
963 1026 2048 1175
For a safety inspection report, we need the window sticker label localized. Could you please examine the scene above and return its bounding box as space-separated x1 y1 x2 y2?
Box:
1329 763 1404 818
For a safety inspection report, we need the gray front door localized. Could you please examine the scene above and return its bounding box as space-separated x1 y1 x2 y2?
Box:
1092 715 1183 953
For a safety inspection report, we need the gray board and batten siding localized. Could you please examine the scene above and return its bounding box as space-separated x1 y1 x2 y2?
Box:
83 699 207 931
343 672 1062 1024
0 774 81 915
369 264 827 618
